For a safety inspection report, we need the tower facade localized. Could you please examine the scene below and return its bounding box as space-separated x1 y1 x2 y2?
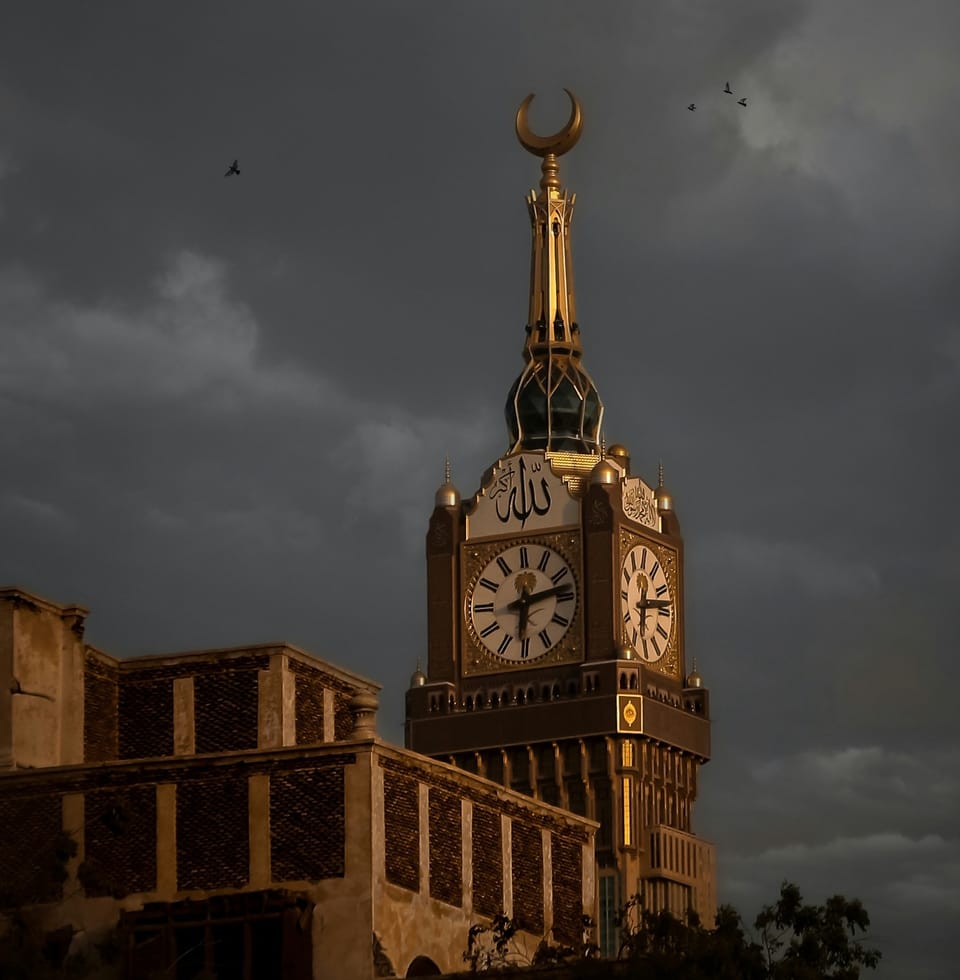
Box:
405 91 715 954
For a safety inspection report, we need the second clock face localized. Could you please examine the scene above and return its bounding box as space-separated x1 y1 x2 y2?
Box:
467 542 578 663
621 543 674 662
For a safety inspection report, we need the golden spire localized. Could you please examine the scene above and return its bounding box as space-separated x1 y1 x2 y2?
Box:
505 90 603 456
516 89 583 359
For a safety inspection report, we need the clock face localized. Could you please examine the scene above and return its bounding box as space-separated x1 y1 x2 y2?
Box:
621 544 674 662
466 542 578 663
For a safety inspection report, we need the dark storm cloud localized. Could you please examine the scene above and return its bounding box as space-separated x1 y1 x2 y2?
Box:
1 3 957 977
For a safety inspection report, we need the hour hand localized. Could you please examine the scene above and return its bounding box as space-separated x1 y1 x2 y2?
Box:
517 601 530 639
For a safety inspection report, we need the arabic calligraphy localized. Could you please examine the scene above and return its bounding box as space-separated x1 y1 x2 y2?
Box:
622 481 657 529
492 456 552 528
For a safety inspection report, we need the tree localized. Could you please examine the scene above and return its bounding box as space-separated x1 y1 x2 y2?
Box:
460 882 880 978
616 897 766 980
755 882 881 980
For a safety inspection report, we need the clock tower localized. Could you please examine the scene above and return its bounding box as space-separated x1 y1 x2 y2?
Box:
405 91 715 953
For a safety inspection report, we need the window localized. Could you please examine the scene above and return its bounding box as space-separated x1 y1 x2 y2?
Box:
599 874 618 958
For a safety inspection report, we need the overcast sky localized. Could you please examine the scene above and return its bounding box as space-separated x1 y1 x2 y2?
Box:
1 3 957 977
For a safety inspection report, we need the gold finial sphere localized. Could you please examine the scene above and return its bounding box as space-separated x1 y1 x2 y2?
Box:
515 89 583 158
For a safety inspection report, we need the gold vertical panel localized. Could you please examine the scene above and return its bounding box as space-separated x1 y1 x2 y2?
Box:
621 739 634 768
622 776 633 847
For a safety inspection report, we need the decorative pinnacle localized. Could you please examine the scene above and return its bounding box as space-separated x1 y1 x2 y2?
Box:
444 456 451 485
515 89 583 194
600 437 607 459
658 460 664 487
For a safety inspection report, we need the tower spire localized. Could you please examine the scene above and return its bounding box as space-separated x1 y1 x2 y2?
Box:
505 90 604 456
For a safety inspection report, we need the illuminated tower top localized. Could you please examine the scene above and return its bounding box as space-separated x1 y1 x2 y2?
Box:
505 89 604 457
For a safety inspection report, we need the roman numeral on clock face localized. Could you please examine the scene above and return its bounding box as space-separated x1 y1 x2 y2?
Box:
497 634 513 655
550 567 568 585
551 612 569 627
537 550 550 572
496 555 512 575
479 577 498 593
480 622 499 639
519 546 529 568
538 628 552 648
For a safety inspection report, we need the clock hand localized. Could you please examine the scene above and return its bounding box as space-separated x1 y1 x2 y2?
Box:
518 600 530 639
507 584 569 609
636 598 671 610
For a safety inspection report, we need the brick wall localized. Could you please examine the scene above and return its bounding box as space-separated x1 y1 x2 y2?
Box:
119 679 173 759
270 767 345 882
471 804 503 918
334 691 353 741
82 785 157 897
194 669 259 753
428 787 462 907
511 821 544 935
384 770 419 892
177 774 249 890
292 666 325 744
551 833 583 946
289 661 359 744
84 653 118 762
0 792 63 906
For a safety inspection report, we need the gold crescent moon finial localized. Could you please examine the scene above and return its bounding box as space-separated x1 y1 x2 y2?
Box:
515 88 583 158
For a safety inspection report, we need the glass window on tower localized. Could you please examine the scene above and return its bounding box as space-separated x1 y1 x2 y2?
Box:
599 873 618 959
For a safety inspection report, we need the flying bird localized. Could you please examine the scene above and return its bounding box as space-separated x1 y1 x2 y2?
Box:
224 159 240 177
687 103 696 111
724 82 733 94
737 98 747 107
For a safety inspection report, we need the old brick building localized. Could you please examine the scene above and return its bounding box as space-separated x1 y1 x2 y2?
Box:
0 586 597 978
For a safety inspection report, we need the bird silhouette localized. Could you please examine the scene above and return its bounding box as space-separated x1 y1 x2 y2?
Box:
737 98 747 107
224 159 240 177
724 82 733 94
687 103 696 111
10 677 54 702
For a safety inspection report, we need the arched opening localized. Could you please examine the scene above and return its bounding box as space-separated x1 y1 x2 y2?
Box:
619 672 627 690
629 674 638 690
407 954 442 976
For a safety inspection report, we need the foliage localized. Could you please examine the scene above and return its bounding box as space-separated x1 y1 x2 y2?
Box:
464 912 598 972
0 915 119 979
616 897 766 980
462 882 880 979
754 882 881 980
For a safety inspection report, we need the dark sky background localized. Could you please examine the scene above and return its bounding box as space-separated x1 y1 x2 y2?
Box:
1 3 957 977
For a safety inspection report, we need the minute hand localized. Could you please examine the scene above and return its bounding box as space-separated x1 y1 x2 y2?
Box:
636 597 672 610
507 585 569 610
